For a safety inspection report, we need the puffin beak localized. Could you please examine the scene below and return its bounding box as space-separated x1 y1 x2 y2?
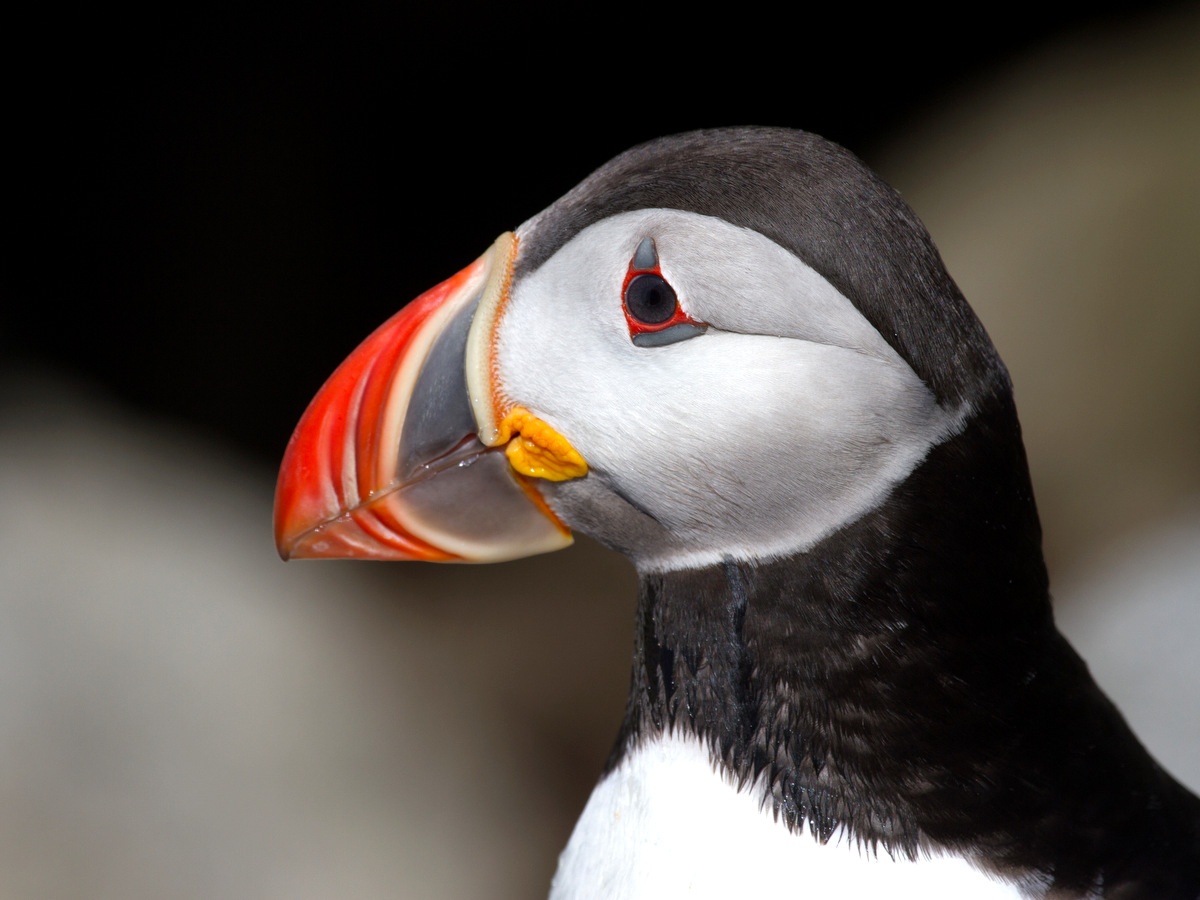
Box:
274 233 583 563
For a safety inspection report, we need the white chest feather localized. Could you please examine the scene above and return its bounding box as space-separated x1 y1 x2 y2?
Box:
549 735 1023 900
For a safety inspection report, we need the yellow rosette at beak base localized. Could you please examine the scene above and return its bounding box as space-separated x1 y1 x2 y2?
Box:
494 407 589 482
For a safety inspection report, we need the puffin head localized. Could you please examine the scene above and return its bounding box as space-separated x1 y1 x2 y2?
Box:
274 127 1013 575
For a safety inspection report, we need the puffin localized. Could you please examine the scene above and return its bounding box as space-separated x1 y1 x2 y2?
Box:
273 127 1200 899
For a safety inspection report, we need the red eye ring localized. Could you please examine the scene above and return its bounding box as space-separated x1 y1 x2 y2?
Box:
621 247 706 344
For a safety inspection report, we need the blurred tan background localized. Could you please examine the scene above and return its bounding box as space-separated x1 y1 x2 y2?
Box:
2 5 1198 898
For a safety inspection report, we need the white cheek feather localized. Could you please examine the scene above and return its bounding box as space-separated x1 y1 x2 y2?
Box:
550 734 1023 900
502 210 970 572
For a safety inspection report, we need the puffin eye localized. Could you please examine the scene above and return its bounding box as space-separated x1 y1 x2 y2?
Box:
621 237 708 347
624 273 677 325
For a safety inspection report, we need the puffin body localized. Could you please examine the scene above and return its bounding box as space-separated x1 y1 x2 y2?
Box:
274 128 1200 898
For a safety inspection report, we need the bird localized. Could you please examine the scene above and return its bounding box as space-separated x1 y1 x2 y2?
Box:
273 127 1200 899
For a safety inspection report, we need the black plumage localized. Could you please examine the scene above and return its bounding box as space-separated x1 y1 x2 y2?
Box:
608 395 1200 896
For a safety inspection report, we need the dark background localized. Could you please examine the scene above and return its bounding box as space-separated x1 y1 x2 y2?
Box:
6 2 1183 467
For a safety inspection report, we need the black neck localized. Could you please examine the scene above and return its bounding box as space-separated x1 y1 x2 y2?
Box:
607 392 1200 897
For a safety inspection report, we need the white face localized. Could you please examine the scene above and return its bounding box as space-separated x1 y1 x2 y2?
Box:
498 209 967 572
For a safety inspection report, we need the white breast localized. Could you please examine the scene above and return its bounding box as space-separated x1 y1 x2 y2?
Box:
549 734 1024 900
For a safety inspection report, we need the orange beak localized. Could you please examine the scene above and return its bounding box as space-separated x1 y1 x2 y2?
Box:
273 234 575 563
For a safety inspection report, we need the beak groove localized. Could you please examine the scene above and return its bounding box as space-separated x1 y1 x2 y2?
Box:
274 234 576 563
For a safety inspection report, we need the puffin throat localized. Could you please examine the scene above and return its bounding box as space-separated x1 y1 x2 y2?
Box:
606 392 1055 857
604 392 1200 894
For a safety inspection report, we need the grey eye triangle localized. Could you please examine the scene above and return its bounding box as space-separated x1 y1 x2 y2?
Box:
633 237 658 270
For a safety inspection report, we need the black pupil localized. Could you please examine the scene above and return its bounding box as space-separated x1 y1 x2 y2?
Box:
625 273 677 325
